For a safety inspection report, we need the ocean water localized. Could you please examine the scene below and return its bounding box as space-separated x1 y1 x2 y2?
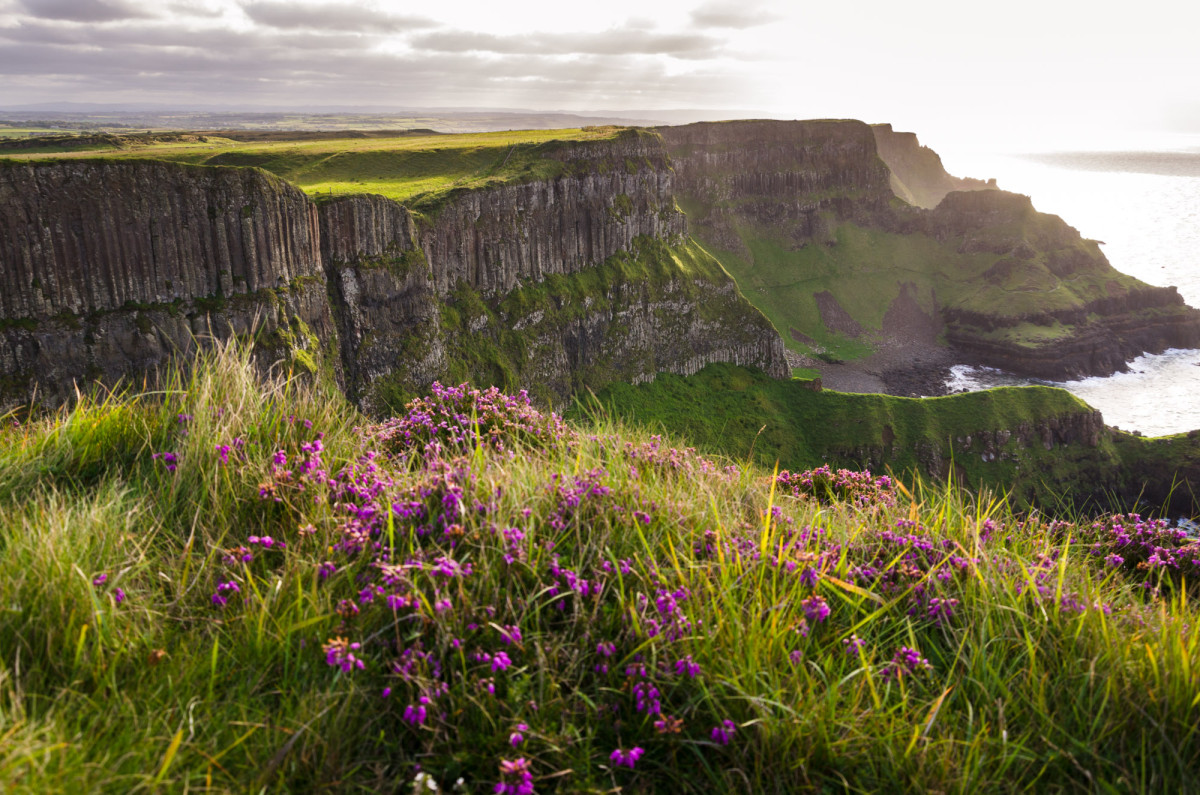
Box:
934 137 1200 437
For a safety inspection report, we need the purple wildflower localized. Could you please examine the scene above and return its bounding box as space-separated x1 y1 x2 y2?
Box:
211 580 240 607
494 758 534 795
800 595 830 624
673 655 700 678
323 637 365 672
711 719 737 745
609 747 644 769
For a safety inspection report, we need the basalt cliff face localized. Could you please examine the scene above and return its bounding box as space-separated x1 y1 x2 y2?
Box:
4 120 1199 413
0 131 788 412
659 120 1200 383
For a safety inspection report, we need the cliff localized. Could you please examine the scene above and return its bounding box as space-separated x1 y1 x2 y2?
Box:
0 134 787 412
0 159 322 319
660 119 894 252
659 120 1200 383
870 123 996 208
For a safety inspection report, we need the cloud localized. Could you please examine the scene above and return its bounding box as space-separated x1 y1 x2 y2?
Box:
689 1 779 29
18 0 150 22
0 31 746 109
411 28 723 59
241 2 434 33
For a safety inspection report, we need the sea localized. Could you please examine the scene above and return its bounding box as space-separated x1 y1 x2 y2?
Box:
932 133 1200 437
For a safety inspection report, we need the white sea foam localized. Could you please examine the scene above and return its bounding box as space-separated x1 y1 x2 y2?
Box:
933 139 1200 436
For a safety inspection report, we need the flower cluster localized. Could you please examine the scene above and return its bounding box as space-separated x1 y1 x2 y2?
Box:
776 465 896 508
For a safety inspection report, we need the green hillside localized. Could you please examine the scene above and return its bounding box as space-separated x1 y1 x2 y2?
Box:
0 127 629 210
578 363 1138 512
4 345 1200 791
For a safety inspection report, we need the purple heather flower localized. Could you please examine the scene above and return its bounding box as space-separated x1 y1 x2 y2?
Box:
509 723 529 748
800 595 830 624
674 655 700 678
403 703 427 727
633 682 661 714
152 452 178 473
843 634 866 657
382 687 392 699
494 758 534 795
113 587 126 604
711 719 737 745
92 574 107 586
596 641 616 657
500 625 522 645
323 637 365 673
211 580 240 607
492 651 513 672
882 645 932 681
609 747 644 769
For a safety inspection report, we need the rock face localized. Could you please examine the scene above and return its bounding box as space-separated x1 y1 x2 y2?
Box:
871 124 996 208
923 191 1200 378
421 133 687 295
0 159 322 320
660 120 894 251
659 120 1200 383
0 134 787 412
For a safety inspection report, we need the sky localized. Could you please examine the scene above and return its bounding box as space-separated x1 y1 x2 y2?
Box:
1 0 1199 150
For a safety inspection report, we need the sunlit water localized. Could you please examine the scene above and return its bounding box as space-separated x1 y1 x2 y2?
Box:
931 136 1200 436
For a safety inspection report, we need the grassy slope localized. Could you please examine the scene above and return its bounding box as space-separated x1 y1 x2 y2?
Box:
688 214 1143 361
0 127 627 210
4 345 1200 792
579 363 1130 511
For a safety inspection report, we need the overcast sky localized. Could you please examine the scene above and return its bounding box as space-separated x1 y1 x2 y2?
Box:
1 0 1198 148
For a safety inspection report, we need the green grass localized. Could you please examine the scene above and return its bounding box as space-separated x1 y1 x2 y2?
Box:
0 127 630 210
688 214 1144 361
577 363 1139 512
4 343 1200 791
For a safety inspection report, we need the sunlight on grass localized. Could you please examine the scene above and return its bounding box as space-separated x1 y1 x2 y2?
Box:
1 342 1199 791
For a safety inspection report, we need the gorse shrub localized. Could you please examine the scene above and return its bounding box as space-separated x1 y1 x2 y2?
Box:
2 343 1200 792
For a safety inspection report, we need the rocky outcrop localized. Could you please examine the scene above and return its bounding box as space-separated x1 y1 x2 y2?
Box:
0 134 786 413
659 120 894 250
421 132 687 295
659 120 1200 384
0 160 321 320
871 124 995 208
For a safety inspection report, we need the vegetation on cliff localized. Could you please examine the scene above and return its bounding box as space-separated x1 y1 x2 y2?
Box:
3 344 1200 792
0 127 636 212
584 363 1200 517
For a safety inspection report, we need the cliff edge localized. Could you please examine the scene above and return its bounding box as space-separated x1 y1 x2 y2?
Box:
0 131 788 412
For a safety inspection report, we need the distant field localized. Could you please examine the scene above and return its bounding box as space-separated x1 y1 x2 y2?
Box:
0 127 65 138
0 127 628 209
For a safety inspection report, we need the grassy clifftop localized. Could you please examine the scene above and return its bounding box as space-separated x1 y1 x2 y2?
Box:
0 126 633 210
3 345 1200 791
